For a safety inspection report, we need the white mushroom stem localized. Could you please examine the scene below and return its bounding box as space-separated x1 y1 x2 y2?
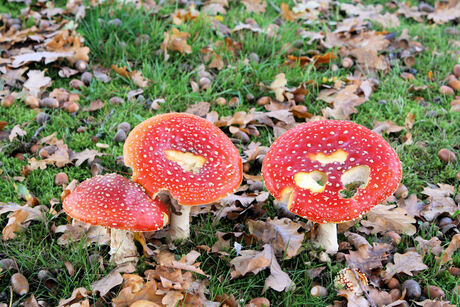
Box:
109 229 139 265
170 205 191 240
315 223 339 254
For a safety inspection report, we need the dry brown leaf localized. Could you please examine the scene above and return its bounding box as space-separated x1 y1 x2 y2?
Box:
345 242 392 276
361 204 416 235
44 141 72 168
161 28 192 61
397 2 424 22
372 120 405 135
0 203 45 240
428 0 460 24
415 236 443 257
84 99 105 112
162 291 184 307
439 233 460 264
111 65 151 88
71 149 105 167
0 67 28 86
185 101 210 117
11 51 74 68
383 251 428 281
230 244 294 292
202 0 228 15
91 270 123 297
247 217 304 259
269 73 287 102
397 194 425 217
242 0 266 14
24 70 52 97
57 287 89 307
171 7 199 25
55 221 110 246
9 125 27 142
46 30 90 65
112 280 162 307
421 184 458 221
319 83 366 120
415 299 457 307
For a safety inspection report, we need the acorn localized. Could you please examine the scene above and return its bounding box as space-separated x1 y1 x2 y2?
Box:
341 57 354 68
310 285 328 297
228 97 239 107
199 77 211 89
448 78 460 91
62 101 79 113
25 95 39 109
113 129 127 142
438 148 456 163
439 86 454 95
69 79 85 90
424 285 444 299
257 96 270 106
55 173 69 186
215 97 226 106
11 273 29 295
2 94 15 107
81 72 92 85
74 60 87 72
117 122 131 133
454 64 460 78
402 279 421 300
40 97 59 109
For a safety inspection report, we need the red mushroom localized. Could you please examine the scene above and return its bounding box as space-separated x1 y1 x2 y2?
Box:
63 173 168 264
124 113 242 240
262 120 402 253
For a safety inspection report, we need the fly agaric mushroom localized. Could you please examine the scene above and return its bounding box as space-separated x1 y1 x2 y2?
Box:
63 173 168 264
262 120 401 254
123 113 242 240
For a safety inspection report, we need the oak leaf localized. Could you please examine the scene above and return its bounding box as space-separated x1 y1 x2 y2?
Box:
24 70 52 98
247 217 304 259
91 271 123 297
439 233 460 264
361 204 416 235
383 251 428 281
242 0 266 14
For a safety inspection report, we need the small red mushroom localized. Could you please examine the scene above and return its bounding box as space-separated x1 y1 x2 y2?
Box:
124 113 242 240
262 120 401 253
63 173 168 264
334 268 368 295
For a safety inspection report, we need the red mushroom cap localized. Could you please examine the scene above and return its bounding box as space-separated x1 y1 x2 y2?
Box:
123 113 242 206
63 173 169 231
262 120 402 223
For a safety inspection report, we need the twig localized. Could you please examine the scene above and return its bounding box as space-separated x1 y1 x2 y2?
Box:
351 267 376 307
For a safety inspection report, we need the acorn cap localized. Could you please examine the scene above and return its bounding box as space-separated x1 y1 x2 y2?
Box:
123 113 242 206
63 173 168 231
262 120 402 223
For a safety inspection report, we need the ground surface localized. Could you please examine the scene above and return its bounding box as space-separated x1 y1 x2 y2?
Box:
0 0 459 306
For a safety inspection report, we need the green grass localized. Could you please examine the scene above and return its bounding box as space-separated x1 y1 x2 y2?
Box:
1 0 459 306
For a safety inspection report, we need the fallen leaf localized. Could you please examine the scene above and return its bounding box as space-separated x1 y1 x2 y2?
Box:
24 70 52 97
361 204 416 235
230 244 294 292
83 99 105 112
185 101 210 117
71 149 105 167
91 270 123 297
247 217 304 259
11 51 74 68
9 125 27 142
57 287 89 307
242 0 266 14
415 236 443 257
46 30 90 65
383 251 428 281
421 184 458 221
346 242 393 276
427 0 460 24
161 28 192 61
439 233 460 264
319 83 367 120
269 73 287 102
112 280 162 307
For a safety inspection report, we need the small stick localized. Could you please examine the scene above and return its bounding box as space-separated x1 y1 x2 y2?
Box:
351 267 376 307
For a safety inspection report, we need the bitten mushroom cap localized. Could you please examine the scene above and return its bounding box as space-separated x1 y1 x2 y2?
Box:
63 173 169 231
123 113 243 206
262 120 402 223
334 268 368 295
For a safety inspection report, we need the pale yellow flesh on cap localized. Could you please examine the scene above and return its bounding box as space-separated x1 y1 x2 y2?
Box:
164 150 206 173
307 149 348 165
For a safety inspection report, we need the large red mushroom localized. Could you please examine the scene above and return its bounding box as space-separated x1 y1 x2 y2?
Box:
63 173 169 264
124 113 242 240
262 120 402 253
